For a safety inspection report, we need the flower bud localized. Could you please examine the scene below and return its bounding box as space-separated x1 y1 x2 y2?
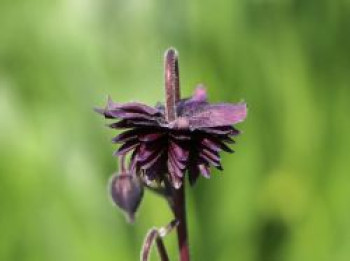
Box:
109 173 144 223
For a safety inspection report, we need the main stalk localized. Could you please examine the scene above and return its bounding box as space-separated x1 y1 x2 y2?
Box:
164 48 190 261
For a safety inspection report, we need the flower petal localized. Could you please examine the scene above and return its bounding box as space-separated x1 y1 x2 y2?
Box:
116 102 162 116
115 139 139 156
129 146 140 174
198 164 211 178
202 136 234 153
140 149 165 169
169 132 191 140
139 133 164 142
200 152 223 170
168 155 184 178
199 126 238 135
106 110 155 121
189 102 247 128
108 120 134 129
112 129 140 143
105 97 161 115
191 85 207 102
143 157 167 183
201 148 220 164
169 149 187 169
169 140 189 162
167 160 183 188
201 138 221 152
138 145 161 164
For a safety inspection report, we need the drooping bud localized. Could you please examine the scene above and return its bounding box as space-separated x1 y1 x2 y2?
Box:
109 173 144 223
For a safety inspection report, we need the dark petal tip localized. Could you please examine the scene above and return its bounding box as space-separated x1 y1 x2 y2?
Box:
115 139 139 156
107 120 132 129
222 136 236 144
216 165 223 171
219 142 234 153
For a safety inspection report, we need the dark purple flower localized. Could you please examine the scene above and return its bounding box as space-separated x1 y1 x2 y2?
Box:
97 86 247 188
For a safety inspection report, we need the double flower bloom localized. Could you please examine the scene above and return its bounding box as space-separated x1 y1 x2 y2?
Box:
97 86 247 189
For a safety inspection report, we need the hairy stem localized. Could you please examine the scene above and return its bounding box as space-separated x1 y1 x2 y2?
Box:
173 184 190 261
164 48 190 261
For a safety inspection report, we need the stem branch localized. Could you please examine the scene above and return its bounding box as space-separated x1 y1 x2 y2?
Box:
141 228 169 261
155 237 169 261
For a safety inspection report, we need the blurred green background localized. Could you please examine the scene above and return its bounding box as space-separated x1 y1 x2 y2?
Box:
1 0 350 260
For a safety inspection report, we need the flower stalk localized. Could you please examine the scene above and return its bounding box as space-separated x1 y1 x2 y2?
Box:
172 184 190 261
164 48 190 261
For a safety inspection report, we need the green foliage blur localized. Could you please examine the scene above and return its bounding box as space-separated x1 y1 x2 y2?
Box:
1 0 350 260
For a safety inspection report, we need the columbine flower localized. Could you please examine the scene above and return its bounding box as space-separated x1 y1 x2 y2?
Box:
98 48 247 260
97 86 246 189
